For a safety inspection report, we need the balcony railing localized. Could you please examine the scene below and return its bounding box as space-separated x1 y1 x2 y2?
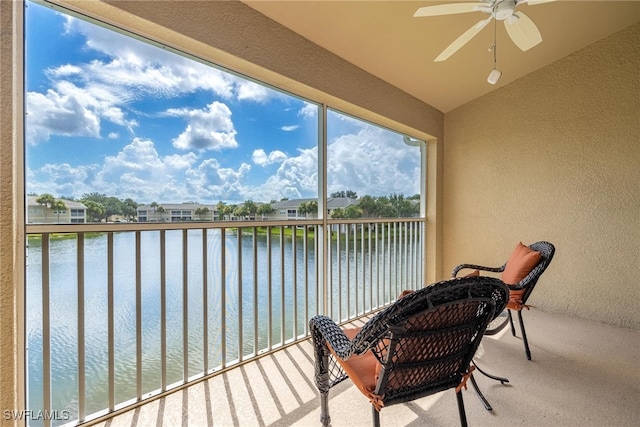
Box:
25 218 424 426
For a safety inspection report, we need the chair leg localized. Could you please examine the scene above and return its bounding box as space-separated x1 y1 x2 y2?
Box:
517 310 532 360
507 309 516 336
320 391 330 427
372 405 381 427
469 374 492 411
456 390 469 427
473 361 509 384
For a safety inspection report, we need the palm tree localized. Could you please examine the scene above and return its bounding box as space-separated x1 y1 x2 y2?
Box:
83 200 105 223
156 206 166 222
195 206 210 221
244 200 257 220
233 205 250 220
150 201 158 221
298 202 307 218
257 203 274 220
343 205 363 219
305 200 318 217
51 200 67 223
358 195 378 218
36 193 55 222
330 207 345 219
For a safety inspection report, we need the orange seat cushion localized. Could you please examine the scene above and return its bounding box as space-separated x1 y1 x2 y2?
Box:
328 328 381 403
507 288 527 310
501 242 541 285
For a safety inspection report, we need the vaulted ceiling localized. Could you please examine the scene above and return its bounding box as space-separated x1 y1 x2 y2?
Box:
243 1 640 112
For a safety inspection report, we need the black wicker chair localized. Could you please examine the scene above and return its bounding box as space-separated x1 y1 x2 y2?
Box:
452 241 555 360
309 277 509 427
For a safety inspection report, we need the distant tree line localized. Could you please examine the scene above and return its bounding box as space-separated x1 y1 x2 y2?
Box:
32 192 139 222
331 193 419 219
30 190 420 222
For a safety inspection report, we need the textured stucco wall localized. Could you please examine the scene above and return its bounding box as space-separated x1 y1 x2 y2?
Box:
1 1 24 424
443 23 640 328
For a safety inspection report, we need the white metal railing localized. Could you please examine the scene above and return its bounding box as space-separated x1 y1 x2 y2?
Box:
25 218 423 426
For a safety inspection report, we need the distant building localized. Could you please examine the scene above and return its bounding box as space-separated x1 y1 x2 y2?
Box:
135 198 362 223
27 196 87 224
137 203 218 222
269 197 359 220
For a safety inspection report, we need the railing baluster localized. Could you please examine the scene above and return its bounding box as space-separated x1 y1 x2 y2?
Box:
253 228 258 356
77 233 86 422
280 226 285 345
401 222 404 292
337 227 342 321
237 228 243 361
374 223 379 309
292 225 298 339
327 226 332 319
411 222 415 288
136 231 142 399
385 222 390 304
360 224 365 315
107 232 115 411
202 230 208 373
394 222 398 298
41 233 51 427
182 229 189 382
303 226 309 335
266 227 272 350
352 224 357 317
367 225 372 312
220 228 226 368
160 230 167 391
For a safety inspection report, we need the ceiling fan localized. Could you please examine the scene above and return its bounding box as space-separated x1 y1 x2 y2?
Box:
414 0 555 62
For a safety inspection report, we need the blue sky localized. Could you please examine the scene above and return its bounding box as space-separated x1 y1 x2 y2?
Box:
25 1 421 205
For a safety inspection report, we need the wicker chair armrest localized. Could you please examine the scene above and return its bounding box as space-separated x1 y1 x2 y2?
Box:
309 315 356 361
452 263 505 278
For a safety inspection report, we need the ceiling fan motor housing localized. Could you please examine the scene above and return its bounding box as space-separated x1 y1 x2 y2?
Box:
494 0 517 20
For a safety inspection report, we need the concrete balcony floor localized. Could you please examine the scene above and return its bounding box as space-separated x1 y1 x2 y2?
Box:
95 309 639 427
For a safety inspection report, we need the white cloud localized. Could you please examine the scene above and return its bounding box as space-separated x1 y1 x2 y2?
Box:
298 102 318 118
168 102 238 151
26 163 99 197
26 78 138 144
280 125 299 132
243 147 318 201
185 158 252 201
28 15 278 144
252 149 288 167
26 89 101 143
326 126 420 197
236 80 271 102
92 137 199 201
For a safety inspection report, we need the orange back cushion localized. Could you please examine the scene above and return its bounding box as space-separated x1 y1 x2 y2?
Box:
501 242 541 285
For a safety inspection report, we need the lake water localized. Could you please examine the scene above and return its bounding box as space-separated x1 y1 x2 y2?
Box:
26 228 419 425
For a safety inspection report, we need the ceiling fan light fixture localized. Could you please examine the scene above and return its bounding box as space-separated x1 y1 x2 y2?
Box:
507 14 520 25
487 68 502 84
494 0 517 20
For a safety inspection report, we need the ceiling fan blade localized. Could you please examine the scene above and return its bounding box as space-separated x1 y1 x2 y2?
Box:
434 17 492 62
504 11 542 51
414 2 481 17
519 0 556 5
